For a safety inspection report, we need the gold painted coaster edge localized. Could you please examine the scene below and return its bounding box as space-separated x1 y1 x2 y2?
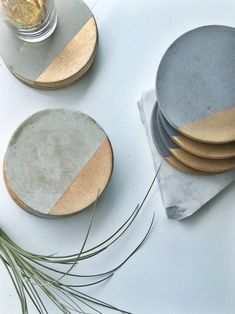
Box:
165 156 214 176
171 135 235 160
168 147 235 173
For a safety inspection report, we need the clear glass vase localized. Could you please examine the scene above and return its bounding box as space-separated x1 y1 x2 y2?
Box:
0 0 57 42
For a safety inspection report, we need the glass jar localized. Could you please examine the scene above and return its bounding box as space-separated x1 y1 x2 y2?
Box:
0 0 57 42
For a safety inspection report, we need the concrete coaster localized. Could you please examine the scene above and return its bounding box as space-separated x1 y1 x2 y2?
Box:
158 108 235 160
151 103 211 176
0 0 98 89
156 104 235 173
156 25 235 144
3 109 113 217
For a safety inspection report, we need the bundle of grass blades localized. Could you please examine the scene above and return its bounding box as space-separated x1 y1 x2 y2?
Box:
0 174 158 314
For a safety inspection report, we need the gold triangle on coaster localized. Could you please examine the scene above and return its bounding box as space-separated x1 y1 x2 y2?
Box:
165 156 212 176
0 0 98 90
158 107 235 160
169 148 235 173
155 106 235 173
3 109 114 218
151 103 213 176
156 25 235 144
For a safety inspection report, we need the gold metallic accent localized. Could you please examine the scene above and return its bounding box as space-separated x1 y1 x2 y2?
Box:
49 138 113 216
179 106 235 144
172 135 235 160
166 156 211 176
2 0 46 28
35 17 98 88
170 148 235 173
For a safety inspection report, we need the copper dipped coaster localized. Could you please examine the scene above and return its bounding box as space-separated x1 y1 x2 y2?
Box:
156 25 235 144
151 103 211 176
155 105 235 173
158 108 235 160
3 109 113 217
0 0 98 89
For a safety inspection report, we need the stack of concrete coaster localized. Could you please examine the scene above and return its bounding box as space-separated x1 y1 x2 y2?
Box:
152 25 235 175
3 109 113 217
0 0 98 89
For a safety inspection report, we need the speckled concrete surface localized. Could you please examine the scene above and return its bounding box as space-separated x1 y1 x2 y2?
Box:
4 109 107 215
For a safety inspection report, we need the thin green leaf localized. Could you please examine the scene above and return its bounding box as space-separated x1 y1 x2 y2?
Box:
0 171 159 314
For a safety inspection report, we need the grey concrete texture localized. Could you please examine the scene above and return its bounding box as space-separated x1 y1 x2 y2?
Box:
0 0 92 81
156 25 235 128
5 109 106 214
156 106 178 150
158 108 179 137
151 102 171 158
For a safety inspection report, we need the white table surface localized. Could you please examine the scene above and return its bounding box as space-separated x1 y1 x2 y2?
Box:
1 0 235 313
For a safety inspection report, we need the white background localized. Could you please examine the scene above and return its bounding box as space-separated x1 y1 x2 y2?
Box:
1 0 235 313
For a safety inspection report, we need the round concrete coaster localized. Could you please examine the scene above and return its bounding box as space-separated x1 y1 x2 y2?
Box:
151 103 211 176
156 105 235 173
156 25 235 144
158 108 235 160
0 0 98 90
3 109 113 217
